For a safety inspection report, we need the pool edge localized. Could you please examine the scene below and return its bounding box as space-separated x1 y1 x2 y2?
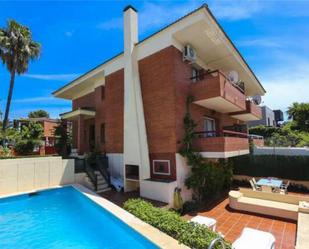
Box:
71 184 189 249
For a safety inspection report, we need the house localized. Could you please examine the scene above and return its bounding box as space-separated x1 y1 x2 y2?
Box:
274 109 284 126
14 117 59 154
53 5 265 204
248 106 275 127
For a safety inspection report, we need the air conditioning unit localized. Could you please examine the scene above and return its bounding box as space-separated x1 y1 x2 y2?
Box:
183 44 197 63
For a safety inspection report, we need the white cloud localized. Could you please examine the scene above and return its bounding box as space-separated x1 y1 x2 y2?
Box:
208 0 263 20
97 1 200 33
65 30 74 37
237 38 284 48
23 73 80 81
260 54 309 111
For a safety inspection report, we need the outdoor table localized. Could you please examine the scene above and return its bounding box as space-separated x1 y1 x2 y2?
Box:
256 178 282 188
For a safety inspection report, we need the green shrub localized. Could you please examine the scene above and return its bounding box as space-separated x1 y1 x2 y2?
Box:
14 140 36 155
124 199 231 249
231 154 309 181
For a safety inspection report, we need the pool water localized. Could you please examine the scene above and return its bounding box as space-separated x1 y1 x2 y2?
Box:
0 186 159 249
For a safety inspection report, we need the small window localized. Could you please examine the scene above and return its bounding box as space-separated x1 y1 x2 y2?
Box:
101 86 105 101
153 160 170 175
192 68 199 83
100 123 105 143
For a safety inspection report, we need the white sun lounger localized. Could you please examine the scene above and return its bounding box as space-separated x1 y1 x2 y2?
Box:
190 215 217 231
232 227 275 249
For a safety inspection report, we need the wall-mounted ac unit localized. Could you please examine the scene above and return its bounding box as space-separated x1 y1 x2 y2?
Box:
183 44 197 63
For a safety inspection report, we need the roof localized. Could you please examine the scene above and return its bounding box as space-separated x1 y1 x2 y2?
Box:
53 4 265 97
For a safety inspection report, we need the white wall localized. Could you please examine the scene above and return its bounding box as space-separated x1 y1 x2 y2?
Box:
107 153 124 179
176 153 192 202
140 180 177 205
0 157 74 196
253 146 309 156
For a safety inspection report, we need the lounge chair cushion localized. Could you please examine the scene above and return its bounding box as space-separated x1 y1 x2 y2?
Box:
190 215 216 231
232 228 275 249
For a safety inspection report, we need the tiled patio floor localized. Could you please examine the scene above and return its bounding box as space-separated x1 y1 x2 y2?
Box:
101 189 297 249
184 198 297 249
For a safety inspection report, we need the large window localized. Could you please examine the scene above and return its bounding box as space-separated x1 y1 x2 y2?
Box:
100 123 105 143
204 117 216 137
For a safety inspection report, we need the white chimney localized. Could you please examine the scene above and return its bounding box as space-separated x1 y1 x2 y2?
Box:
123 5 138 56
123 5 150 192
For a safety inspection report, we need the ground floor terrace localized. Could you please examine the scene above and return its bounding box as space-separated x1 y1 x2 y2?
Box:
100 189 297 249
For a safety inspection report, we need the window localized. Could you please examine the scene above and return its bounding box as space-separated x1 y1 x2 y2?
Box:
204 117 216 137
192 68 199 83
152 160 170 175
101 86 105 101
100 123 105 143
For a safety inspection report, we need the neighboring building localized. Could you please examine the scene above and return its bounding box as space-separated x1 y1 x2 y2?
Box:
273 109 284 126
14 117 60 154
248 106 275 127
53 5 265 203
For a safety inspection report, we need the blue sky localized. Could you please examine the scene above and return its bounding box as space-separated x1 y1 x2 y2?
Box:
0 0 309 119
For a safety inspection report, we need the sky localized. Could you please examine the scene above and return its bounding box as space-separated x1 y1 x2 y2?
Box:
0 0 309 119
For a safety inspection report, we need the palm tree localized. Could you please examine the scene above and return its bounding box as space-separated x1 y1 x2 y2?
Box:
0 20 41 130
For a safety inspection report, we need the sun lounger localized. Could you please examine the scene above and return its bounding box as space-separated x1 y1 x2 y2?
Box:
232 227 275 249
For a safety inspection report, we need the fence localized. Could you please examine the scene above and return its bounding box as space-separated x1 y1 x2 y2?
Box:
0 156 75 196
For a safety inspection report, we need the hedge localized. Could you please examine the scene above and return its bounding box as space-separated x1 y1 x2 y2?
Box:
231 154 309 181
123 199 231 249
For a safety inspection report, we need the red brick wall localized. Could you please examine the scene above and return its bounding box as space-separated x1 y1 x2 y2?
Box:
104 69 124 153
72 92 95 110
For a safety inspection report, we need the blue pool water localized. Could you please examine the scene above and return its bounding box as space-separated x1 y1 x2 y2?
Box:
0 186 159 249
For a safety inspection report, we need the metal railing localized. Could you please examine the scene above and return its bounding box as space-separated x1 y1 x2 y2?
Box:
96 155 111 186
85 160 98 191
208 236 226 249
190 69 245 94
194 130 249 139
249 134 264 140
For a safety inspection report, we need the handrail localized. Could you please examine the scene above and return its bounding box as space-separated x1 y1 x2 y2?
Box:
190 69 245 94
85 160 98 191
96 155 110 186
208 236 226 249
249 134 264 140
194 129 249 138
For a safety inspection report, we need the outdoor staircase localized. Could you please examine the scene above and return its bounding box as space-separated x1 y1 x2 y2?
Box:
85 171 111 193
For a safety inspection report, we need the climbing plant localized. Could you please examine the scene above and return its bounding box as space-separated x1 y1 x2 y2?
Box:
180 96 232 201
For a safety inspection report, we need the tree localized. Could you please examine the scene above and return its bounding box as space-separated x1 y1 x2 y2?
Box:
28 110 49 118
0 20 41 130
287 102 309 132
54 120 72 157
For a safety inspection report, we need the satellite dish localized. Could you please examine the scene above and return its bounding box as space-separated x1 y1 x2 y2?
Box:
227 70 239 84
252 95 262 105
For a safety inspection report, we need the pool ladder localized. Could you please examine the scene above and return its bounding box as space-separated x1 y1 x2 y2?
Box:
208 236 226 249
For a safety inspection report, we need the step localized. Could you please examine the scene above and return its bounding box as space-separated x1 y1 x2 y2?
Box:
96 187 111 193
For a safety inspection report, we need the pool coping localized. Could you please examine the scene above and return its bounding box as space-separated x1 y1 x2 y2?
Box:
71 184 189 249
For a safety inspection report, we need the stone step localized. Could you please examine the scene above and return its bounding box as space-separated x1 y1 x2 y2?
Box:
96 187 111 193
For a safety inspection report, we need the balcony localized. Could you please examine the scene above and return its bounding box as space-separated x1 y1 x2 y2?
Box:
192 130 249 158
230 100 262 121
190 70 246 113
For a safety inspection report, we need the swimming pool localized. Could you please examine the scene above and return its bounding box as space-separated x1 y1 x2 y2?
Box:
0 186 159 249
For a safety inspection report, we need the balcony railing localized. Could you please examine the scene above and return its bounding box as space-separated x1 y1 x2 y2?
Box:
192 129 249 153
194 129 249 138
190 70 246 112
191 70 245 94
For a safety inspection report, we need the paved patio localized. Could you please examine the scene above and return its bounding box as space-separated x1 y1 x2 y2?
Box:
100 189 297 249
184 197 297 249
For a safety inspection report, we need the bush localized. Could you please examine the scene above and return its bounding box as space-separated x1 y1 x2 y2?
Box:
123 199 231 249
231 154 309 181
14 140 36 155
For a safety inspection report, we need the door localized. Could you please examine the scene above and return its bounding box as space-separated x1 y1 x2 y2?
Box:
204 117 216 137
89 124 95 150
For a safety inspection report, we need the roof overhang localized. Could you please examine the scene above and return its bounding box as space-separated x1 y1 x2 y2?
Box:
53 4 265 100
60 109 96 120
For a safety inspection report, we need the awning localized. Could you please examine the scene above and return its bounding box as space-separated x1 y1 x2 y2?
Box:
60 108 95 120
